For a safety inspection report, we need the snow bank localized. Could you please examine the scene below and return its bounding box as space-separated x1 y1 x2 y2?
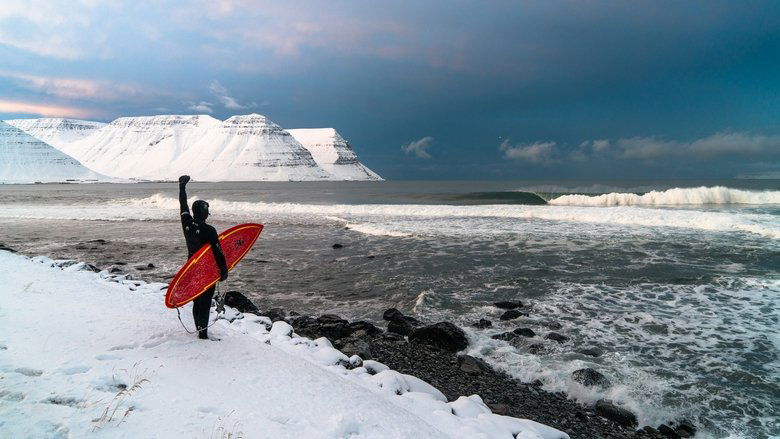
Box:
0 251 568 439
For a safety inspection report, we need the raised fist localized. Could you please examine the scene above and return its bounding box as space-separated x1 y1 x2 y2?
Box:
179 175 191 185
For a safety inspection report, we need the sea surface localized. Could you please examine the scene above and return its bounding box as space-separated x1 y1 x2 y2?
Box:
0 179 778 438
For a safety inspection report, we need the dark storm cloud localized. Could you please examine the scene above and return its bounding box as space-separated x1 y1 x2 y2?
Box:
1 0 778 179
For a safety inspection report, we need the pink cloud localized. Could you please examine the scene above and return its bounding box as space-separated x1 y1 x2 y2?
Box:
0 99 101 118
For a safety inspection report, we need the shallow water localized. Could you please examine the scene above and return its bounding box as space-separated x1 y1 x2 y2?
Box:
1 180 778 438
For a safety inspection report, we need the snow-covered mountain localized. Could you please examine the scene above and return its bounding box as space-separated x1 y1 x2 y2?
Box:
172 114 331 181
62 114 222 180
9 114 379 181
0 121 107 183
288 128 382 181
5 118 105 147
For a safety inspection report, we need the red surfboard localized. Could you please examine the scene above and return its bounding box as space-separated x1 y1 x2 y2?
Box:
165 223 263 308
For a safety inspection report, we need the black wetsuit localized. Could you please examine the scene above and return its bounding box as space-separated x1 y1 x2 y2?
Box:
179 184 228 339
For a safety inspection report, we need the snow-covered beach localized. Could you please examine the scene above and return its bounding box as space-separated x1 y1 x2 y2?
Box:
0 250 568 438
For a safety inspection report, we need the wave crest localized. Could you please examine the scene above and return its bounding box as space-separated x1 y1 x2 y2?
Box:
548 186 780 206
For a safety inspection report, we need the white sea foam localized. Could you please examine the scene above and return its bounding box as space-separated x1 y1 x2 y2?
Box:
126 194 780 240
1 193 778 240
548 186 780 206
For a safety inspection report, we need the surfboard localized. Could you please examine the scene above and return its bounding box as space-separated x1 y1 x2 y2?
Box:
165 223 263 308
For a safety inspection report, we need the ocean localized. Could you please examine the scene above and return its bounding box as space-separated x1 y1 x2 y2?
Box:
0 179 778 438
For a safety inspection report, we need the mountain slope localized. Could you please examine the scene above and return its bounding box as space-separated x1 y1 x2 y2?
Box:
5 118 105 148
0 121 106 183
173 114 332 181
288 128 382 181
62 114 221 180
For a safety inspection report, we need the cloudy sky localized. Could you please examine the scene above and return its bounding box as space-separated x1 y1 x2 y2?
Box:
1 0 778 179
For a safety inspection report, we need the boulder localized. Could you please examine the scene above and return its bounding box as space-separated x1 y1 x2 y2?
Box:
340 339 373 359
382 308 422 335
494 301 523 310
382 308 422 325
658 424 681 438
387 319 415 336
458 355 491 374
578 347 603 357
409 322 468 352
316 314 348 325
676 420 697 437
513 327 536 337
571 368 611 388
265 308 287 322
528 343 546 354
0 243 17 253
348 321 382 336
500 309 527 320
595 400 637 427
471 319 493 329
332 243 343 249
545 332 569 343
542 321 563 330
223 291 259 314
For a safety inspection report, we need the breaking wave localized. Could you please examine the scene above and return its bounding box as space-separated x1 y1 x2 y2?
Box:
122 194 780 240
548 186 780 206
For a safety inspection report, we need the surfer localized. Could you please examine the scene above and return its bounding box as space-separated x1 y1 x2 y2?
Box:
178 175 229 339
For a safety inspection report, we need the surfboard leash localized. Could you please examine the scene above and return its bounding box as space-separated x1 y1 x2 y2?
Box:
174 282 225 335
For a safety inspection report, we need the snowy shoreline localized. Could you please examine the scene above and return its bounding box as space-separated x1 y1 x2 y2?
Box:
0 250 567 438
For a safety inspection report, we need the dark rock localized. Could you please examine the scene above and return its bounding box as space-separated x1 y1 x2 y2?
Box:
595 400 638 427
528 343 546 354
223 291 259 314
382 332 404 341
487 403 510 415
348 321 382 336
367 255 376 259
500 309 527 320
491 332 518 341
85 264 101 273
113 261 127 266
90 239 107 244
383 308 404 321
109 267 123 274
340 339 372 359
658 424 681 438
458 355 490 374
545 332 569 343
471 319 493 329
0 243 17 253
319 322 353 340
265 308 287 322
513 327 536 337
316 314 348 325
642 426 660 435
146 263 155 268
578 347 603 357
494 300 523 310
382 308 422 335
135 265 149 271
676 420 697 437
409 322 468 352
332 243 343 249
542 321 563 330
387 319 415 336
571 368 611 388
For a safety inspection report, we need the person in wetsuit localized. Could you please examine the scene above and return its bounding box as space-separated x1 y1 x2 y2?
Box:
178 175 228 339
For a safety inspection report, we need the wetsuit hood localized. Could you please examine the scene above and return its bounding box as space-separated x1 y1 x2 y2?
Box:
192 200 209 221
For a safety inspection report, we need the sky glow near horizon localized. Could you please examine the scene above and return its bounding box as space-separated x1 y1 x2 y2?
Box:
1 0 778 179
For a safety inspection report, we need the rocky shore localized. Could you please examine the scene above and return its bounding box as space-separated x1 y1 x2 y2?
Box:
224 291 697 439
